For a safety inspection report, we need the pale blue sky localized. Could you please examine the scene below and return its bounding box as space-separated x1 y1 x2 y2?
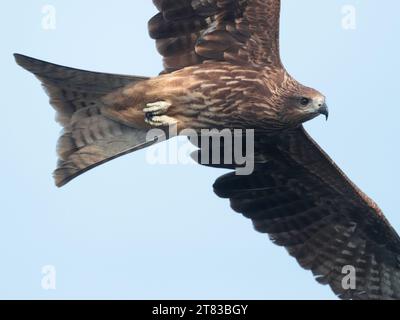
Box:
1 0 399 299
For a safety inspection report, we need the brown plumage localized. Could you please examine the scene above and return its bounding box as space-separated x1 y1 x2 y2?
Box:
14 0 400 299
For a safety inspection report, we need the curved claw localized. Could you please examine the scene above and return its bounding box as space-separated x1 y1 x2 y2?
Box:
144 101 177 126
144 101 172 115
145 115 178 127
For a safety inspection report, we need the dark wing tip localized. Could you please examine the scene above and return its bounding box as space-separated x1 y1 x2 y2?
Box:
14 53 34 70
14 53 53 75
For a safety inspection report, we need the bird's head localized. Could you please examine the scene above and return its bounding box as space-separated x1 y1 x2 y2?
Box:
276 79 329 126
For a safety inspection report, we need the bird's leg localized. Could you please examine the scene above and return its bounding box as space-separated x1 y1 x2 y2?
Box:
144 101 177 127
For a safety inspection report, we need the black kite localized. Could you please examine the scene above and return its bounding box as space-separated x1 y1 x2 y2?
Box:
15 0 400 299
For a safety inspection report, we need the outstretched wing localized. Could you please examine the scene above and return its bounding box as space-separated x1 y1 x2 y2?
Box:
149 0 282 73
203 127 400 299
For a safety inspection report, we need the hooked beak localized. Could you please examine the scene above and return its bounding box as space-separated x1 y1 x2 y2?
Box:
318 103 329 121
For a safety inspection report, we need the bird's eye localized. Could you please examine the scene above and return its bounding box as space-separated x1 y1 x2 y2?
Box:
300 97 310 106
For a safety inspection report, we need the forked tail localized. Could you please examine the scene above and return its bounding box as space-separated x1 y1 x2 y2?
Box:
14 54 159 187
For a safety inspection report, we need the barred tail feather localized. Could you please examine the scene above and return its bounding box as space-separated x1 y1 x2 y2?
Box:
14 54 158 187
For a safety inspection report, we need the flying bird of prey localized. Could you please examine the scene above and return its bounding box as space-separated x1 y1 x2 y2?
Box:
15 0 400 299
